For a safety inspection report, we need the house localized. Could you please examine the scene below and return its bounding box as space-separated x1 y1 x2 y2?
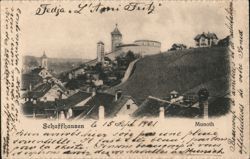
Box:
55 91 93 119
22 82 68 103
22 66 63 91
22 67 45 91
22 100 58 118
74 91 138 120
194 32 218 47
38 68 52 79
22 90 92 119
67 67 85 80
113 95 138 118
132 96 201 118
170 90 179 99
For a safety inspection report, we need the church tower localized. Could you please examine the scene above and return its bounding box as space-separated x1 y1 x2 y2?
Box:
41 51 48 69
111 24 122 52
97 41 104 63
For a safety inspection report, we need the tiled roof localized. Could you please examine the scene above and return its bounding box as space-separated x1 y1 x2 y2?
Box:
194 32 218 41
81 92 115 119
22 73 43 89
111 24 122 35
22 101 57 115
23 82 67 99
23 83 53 98
132 96 171 118
170 90 178 94
80 94 138 119
132 96 200 118
108 95 137 117
57 91 92 110
207 32 218 39
31 67 44 74
23 91 92 115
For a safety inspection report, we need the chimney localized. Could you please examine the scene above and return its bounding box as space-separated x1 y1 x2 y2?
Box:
159 107 165 119
203 100 208 119
33 109 36 118
86 87 90 93
92 89 96 97
99 106 104 120
29 84 32 91
59 111 65 119
58 91 62 100
33 99 37 105
67 108 73 119
115 90 122 101
198 88 209 118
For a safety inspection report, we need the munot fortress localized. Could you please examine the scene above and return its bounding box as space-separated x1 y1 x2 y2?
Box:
95 24 161 64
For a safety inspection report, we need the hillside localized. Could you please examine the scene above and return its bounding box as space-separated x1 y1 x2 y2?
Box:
108 47 230 104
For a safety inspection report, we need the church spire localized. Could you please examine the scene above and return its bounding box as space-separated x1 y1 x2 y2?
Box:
42 51 47 58
41 51 48 69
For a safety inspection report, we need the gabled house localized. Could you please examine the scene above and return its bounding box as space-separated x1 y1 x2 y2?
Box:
194 32 218 47
22 66 62 91
74 91 138 120
113 95 138 118
22 82 68 103
22 90 92 119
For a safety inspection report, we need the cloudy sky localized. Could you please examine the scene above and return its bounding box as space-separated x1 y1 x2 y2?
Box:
19 1 229 59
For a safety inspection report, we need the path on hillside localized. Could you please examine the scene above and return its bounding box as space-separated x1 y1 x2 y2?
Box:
121 59 139 83
105 59 139 93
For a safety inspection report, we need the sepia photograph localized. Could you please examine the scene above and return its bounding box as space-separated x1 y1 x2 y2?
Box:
1 0 249 158
21 2 230 120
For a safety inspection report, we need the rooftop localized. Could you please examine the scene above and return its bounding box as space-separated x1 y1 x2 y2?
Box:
132 96 200 118
97 41 104 45
194 32 218 41
116 44 139 48
111 24 122 36
74 93 136 119
134 40 161 44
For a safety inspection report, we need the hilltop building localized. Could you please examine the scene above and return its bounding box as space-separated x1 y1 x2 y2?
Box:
194 32 218 47
96 24 161 63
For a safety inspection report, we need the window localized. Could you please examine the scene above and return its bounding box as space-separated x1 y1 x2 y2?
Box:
127 104 130 110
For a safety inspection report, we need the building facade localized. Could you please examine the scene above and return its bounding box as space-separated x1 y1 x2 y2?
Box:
97 41 105 63
194 32 218 47
95 24 162 62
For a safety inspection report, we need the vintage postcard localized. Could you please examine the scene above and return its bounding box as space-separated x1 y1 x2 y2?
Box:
1 0 249 158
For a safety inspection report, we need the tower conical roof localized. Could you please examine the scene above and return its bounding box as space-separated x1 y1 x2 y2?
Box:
111 24 122 35
41 51 47 58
